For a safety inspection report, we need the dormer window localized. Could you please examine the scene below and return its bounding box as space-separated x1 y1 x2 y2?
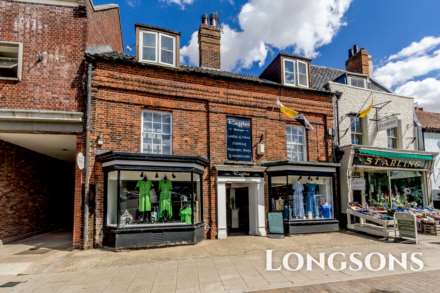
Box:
348 75 367 88
139 30 176 66
283 58 309 88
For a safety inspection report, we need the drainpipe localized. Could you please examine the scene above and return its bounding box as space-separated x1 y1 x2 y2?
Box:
334 91 342 147
82 62 93 249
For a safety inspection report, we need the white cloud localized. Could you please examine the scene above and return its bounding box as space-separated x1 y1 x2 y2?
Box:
387 36 440 61
396 78 440 111
163 0 194 9
374 49 440 89
181 0 352 71
126 0 138 7
374 36 440 111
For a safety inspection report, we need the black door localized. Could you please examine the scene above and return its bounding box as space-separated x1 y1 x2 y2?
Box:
227 187 249 234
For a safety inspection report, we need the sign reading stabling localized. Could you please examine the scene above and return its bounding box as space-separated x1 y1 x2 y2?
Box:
353 153 429 170
227 117 252 161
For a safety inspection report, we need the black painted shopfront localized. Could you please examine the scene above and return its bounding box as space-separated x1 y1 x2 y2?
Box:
98 152 208 249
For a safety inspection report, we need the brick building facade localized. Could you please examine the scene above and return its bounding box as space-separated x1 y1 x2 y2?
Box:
82 16 340 249
0 0 121 246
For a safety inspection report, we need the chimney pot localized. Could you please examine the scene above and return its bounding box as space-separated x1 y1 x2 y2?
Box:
209 13 219 28
201 14 208 25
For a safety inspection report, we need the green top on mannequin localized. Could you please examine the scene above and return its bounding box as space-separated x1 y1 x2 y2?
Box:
136 179 153 212
180 206 192 224
159 178 173 219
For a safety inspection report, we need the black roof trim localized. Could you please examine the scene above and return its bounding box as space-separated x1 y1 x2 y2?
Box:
135 23 181 36
96 151 209 166
86 52 333 96
262 160 340 168
279 52 312 62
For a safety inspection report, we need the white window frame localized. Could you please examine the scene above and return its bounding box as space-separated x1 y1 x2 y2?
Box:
296 60 309 88
283 58 309 88
286 125 307 162
141 110 173 155
348 76 367 88
0 41 23 81
159 34 176 66
283 59 296 86
139 30 176 67
350 116 363 145
387 127 399 149
139 31 158 63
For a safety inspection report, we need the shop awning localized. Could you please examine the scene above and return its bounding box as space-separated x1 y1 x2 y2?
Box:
358 149 433 161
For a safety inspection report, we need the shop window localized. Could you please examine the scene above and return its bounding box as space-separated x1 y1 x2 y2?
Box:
350 116 363 145
270 175 334 221
106 170 202 227
0 41 23 80
283 58 309 88
139 30 176 66
387 127 399 149
363 170 424 209
142 110 172 155
286 125 306 161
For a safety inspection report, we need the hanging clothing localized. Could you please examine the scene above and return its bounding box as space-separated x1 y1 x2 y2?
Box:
304 183 318 218
180 207 192 224
136 179 153 212
159 179 173 219
292 181 305 218
319 202 332 219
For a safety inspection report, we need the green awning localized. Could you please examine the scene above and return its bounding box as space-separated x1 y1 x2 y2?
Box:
358 149 433 161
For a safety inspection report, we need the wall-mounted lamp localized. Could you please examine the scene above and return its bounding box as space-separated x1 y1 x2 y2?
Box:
96 134 104 147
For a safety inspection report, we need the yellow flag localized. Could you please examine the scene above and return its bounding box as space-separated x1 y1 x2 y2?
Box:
276 98 298 118
358 98 373 118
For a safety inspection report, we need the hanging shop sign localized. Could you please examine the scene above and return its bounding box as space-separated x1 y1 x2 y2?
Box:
353 149 432 170
351 178 366 191
227 116 252 161
395 212 417 243
377 116 400 131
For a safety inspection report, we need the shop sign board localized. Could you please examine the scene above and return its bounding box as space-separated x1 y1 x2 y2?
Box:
395 212 417 243
353 153 429 170
378 116 400 131
227 116 252 161
351 178 366 191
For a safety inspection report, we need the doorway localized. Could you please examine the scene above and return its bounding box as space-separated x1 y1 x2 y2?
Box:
216 176 266 239
227 186 249 235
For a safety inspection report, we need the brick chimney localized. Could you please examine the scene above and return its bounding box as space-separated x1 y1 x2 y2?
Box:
345 44 373 76
198 13 221 69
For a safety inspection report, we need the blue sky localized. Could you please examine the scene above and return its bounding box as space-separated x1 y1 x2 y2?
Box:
94 0 440 110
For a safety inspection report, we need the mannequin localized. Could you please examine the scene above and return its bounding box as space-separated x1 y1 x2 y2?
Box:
180 202 192 224
319 198 332 219
159 175 173 221
304 178 318 219
292 178 305 219
136 174 153 222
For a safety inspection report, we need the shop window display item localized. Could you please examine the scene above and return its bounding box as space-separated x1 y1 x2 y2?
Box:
136 176 153 222
304 183 318 219
159 177 173 220
292 181 305 218
180 206 192 224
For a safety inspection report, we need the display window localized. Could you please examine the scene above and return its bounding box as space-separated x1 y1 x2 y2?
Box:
106 170 202 227
361 169 425 209
270 174 334 220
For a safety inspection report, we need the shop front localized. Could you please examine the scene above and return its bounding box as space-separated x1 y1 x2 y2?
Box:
98 152 208 249
264 161 340 234
340 146 438 237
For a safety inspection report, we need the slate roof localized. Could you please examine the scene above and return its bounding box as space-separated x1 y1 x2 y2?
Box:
86 51 390 94
86 52 331 94
416 110 440 131
310 65 391 93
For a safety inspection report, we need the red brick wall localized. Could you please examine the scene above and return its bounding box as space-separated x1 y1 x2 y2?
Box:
86 1 123 53
87 60 334 244
0 1 88 112
0 140 74 242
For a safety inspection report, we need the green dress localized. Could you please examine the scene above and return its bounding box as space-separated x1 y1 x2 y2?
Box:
159 179 173 219
180 207 192 224
136 180 153 212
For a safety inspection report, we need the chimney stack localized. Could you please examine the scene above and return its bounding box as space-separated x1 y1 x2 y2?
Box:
345 44 372 76
198 13 221 69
